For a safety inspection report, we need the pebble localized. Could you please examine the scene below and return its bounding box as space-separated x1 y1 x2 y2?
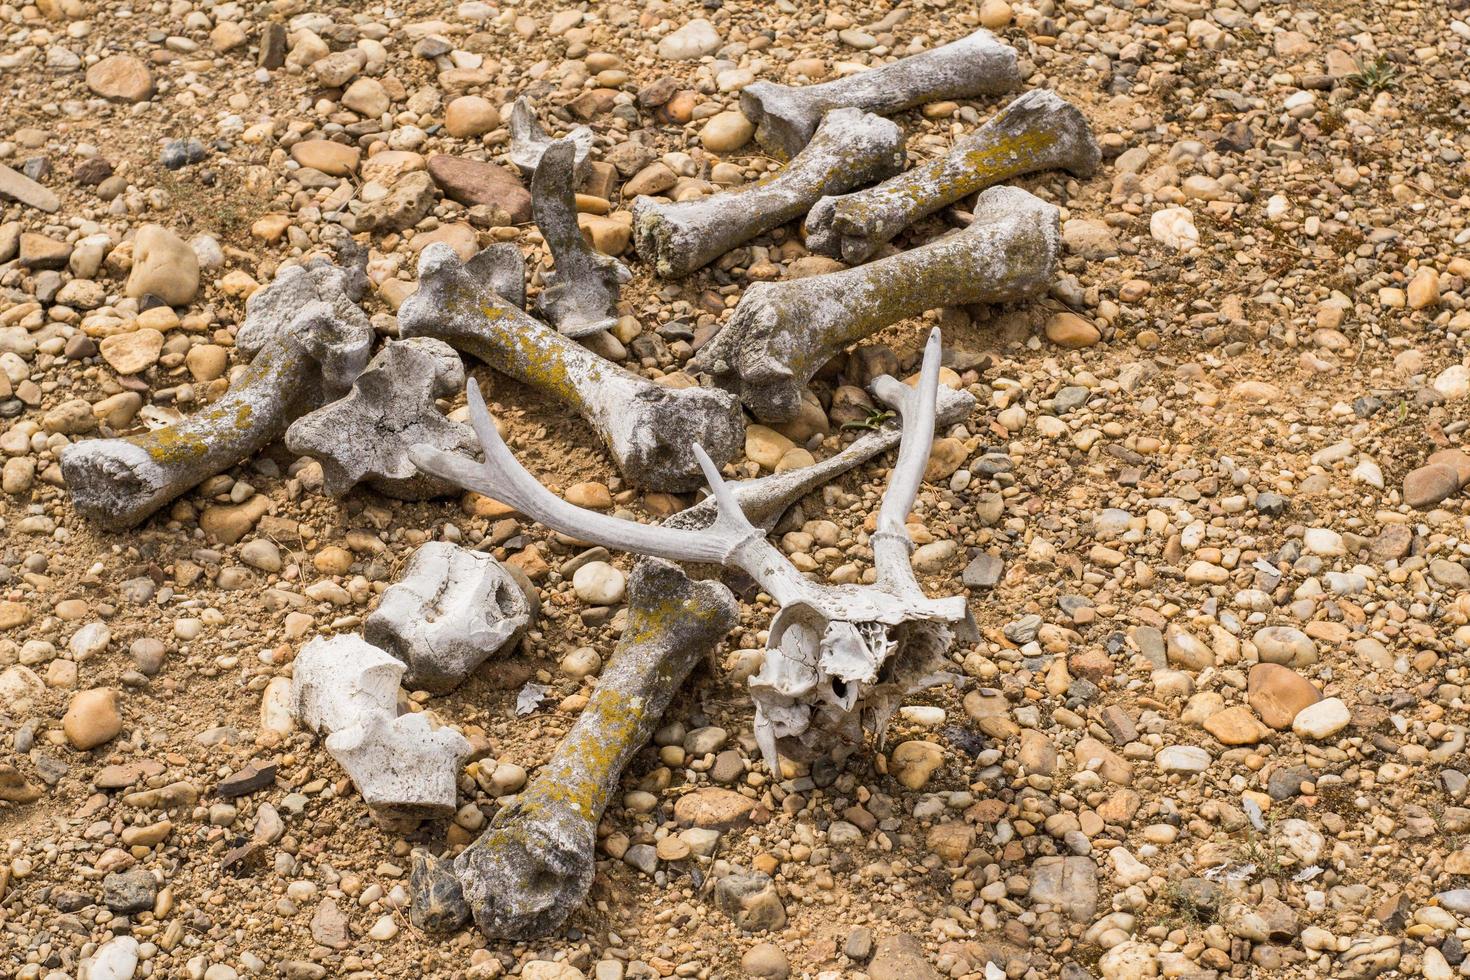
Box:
701 111 756 153
1292 697 1350 740
86 55 154 102
125 224 199 306
1045 311 1102 348
63 687 122 749
572 561 626 605
658 19 722 60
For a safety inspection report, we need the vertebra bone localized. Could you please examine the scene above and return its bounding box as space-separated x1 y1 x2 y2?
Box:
364 541 535 693
533 138 631 337
410 326 968 773
694 184 1058 422
739 29 1019 159
807 89 1100 264
285 337 473 499
61 279 374 530
411 558 737 939
631 108 905 279
508 96 595 179
399 242 744 490
291 634 471 826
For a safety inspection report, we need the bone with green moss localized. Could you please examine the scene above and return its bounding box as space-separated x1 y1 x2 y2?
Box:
739 29 1019 159
60 279 373 530
399 242 744 491
631 108 904 279
693 185 1059 422
410 558 738 939
533 138 631 337
807 90 1100 263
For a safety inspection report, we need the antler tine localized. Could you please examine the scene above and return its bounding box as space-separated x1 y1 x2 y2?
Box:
409 380 736 565
869 327 943 594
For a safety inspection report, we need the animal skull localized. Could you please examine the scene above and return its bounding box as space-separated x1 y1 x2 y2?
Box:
412 327 969 770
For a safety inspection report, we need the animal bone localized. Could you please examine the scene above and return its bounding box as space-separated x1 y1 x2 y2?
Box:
739 29 1019 159
508 96 594 178
364 541 535 693
694 185 1058 422
235 252 368 359
399 242 744 490
411 558 738 939
807 89 1100 263
60 282 374 530
410 326 968 773
533 139 631 337
631 108 905 278
291 634 471 826
467 241 527 310
285 337 475 499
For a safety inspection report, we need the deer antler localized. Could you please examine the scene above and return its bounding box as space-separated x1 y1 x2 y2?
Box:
870 327 943 599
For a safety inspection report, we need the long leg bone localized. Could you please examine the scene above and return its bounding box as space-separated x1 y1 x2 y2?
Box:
467 241 527 311
410 326 968 776
739 29 1019 159
631 108 905 279
291 634 472 827
508 96 595 179
411 557 738 939
364 541 535 693
807 90 1100 264
285 337 476 499
533 139 632 337
693 184 1058 422
60 288 374 530
399 242 744 490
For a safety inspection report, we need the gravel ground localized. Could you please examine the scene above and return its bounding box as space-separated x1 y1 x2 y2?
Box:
4 0 1470 978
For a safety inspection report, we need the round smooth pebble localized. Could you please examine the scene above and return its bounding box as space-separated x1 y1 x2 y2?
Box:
572 561 627 605
63 688 122 749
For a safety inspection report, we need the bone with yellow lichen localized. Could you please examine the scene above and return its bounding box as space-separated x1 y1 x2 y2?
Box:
411 557 738 939
59 275 374 530
398 242 744 491
739 29 1019 159
693 184 1059 423
807 90 1100 264
631 108 905 279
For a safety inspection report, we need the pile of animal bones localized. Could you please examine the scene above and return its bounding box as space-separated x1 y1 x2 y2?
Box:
61 29 1098 940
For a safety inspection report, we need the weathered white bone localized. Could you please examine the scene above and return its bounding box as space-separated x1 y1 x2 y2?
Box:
285 337 475 499
291 634 471 825
694 184 1058 422
410 558 738 939
631 108 905 279
60 284 374 530
235 252 368 359
739 29 1019 159
807 89 1100 263
533 139 631 337
508 96 594 178
467 241 527 310
410 327 968 773
399 242 744 490
364 541 534 693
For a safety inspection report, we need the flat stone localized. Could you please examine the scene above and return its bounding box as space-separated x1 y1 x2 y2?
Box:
427 155 531 222
868 933 940 980
217 761 278 798
674 787 756 830
99 328 164 376
0 163 60 212
86 55 154 102
1248 663 1320 729
1293 697 1350 740
290 140 360 177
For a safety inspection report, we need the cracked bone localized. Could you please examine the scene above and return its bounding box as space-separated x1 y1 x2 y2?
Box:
291 634 471 826
364 541 535 693
533 138 631 337
739 29 1019 159
398 242 744 490
807 89 1100 264
631 108 905 279
60 282 374 530
411 326 968 775
694 184 1058 422
508 96 594 178
285 337 475 499
235 251 368 359
410 557 737 939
